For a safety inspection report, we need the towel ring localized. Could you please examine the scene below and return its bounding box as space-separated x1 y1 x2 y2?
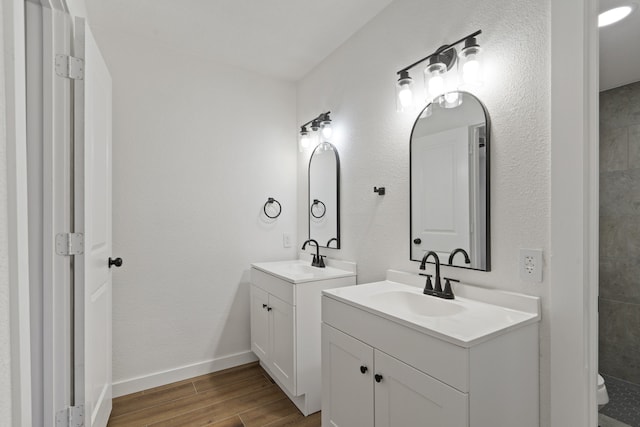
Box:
263 197 282 219
311 199 326 219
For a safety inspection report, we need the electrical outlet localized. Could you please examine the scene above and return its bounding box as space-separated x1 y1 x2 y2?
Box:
283 233 292 248
519 249 543 283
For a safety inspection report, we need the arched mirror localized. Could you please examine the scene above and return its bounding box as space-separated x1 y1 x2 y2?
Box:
309 142 340 248
410 92 490 270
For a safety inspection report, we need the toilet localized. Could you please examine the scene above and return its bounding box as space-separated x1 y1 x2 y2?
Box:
597 374 609 408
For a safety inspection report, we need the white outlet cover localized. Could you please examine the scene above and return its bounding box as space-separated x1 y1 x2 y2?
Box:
283 232 292 248
519 248 543 283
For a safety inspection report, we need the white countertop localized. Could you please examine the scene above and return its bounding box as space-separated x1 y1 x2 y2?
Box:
251 259 356 284
323 276 540 347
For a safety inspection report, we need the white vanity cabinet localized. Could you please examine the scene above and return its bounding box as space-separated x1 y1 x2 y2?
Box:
250 285 296 392
322 324 467 427
322 271 541 427
250 259 356 415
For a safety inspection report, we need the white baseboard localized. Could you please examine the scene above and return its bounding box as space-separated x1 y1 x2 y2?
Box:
112 350 258 397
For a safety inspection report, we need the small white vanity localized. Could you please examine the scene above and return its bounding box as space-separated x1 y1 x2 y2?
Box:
250 258 356 415
322 270 541 427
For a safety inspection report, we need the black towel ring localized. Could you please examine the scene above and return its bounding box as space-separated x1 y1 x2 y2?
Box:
311 199 326 218
264 197 282 219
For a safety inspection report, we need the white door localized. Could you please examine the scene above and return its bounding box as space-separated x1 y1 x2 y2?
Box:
250 285 269 360
268 295 296 394
411 127 471 261
322 324 374 427
374 350 468 427
73 18 114 427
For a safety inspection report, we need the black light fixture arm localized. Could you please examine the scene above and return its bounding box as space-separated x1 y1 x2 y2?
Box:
396 29 482 75
300 111 331 129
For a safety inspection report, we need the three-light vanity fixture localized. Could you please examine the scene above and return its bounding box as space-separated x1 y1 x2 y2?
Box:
299 111 332 151
396 30 483 112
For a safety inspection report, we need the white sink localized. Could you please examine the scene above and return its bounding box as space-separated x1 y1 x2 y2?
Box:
323 270 540 347
251 259 356 284
365 289 465 317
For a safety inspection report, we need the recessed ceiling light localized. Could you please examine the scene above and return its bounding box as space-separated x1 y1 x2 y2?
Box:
598 5 633 27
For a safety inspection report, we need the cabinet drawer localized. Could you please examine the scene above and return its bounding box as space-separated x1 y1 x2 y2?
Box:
251 268 294 305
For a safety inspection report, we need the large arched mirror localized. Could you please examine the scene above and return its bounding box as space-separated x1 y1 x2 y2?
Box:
309 142 340 248
410 92 490 270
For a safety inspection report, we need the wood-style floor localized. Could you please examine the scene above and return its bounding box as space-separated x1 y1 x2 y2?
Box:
107 362 321 427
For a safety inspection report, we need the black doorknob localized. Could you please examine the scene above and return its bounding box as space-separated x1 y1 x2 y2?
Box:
360 365 368 374
375 374 383 383
413 238 422 244
109 257 123 268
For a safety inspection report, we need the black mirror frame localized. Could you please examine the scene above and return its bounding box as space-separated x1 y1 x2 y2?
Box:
409 91 491 271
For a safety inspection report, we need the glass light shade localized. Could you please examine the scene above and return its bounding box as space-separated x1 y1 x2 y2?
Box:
424 62 447 101
396 72 415 112
299 132 311 150
459 45 483 87
321 123 333 139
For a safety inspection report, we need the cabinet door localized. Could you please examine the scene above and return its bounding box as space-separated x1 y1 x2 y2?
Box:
374 350 468 427
322 324 374 427
268 294 296 394
250 285 269 361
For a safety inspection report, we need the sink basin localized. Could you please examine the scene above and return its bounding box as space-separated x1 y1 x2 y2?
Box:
251 259 356 284
365 290 465 317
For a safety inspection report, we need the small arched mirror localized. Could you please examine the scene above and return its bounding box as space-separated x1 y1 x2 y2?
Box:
309 142 340 248
410 92 490 270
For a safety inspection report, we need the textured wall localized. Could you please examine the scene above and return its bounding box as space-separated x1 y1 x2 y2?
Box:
0 0 14 420
599 80 640 384
296 0 551 424
88 28 298 388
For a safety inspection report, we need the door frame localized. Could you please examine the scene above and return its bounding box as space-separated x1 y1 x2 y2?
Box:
4 0 33 425
549 0 599 425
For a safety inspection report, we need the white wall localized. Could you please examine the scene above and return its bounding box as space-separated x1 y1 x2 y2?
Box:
296 0 551 424
0 0 14 421
88 28 298 393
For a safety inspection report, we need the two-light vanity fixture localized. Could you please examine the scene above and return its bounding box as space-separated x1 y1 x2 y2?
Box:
396 30 483 112
299 111 333 151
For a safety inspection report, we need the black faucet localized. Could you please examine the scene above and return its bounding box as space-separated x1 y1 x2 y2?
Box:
448 248 471 266
419 251 443 296
302 239 325 268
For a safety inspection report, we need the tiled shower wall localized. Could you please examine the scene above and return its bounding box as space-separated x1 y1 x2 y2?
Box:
599 80 640 385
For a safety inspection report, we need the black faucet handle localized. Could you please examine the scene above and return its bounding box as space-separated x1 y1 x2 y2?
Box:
421 274 435 295
442 278 459 300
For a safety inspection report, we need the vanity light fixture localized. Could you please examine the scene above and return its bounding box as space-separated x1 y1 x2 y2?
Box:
396 30 482 111
299 111 332 150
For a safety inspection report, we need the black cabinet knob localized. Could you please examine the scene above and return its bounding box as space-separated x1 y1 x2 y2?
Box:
360 365 368 374
267 307 272 311
375 374 383 383
108 257 123 268
413 238 422 244
262 304 268 309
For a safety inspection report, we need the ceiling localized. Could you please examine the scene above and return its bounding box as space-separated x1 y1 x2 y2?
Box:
599 0 640 90
85 0 394 82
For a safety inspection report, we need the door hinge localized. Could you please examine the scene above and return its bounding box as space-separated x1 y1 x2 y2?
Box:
55 54 84 80
56 233 84 256
55 405 84 427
